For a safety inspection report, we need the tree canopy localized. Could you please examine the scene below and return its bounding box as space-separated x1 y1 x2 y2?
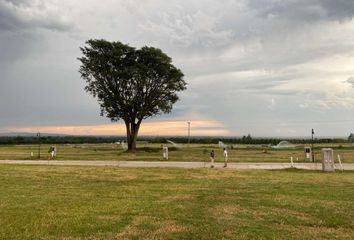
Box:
78 39 186 150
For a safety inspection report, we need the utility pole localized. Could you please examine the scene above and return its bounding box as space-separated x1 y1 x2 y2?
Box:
311 128 315 162
187 122 191 145
37 132 41 159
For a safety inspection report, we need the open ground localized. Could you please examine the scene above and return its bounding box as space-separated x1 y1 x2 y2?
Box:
0 165 353 240
0 143 354 163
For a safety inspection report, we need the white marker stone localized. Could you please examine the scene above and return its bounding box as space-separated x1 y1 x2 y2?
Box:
321 148 335 172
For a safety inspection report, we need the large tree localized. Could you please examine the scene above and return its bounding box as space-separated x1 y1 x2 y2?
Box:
78 39 186 151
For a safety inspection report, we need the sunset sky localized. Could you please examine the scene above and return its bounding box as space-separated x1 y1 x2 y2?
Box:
1 0 354 137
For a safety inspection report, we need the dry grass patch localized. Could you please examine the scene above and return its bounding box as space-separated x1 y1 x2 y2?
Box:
210 204 251 223
275 224 354 240
163 194 194 201
115 216 186 240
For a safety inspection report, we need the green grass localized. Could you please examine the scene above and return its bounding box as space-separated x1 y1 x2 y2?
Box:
0 165 353 239
0 143 354 163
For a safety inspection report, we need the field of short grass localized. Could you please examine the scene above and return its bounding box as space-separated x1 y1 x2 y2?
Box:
0 165 353 239
0 143 354 163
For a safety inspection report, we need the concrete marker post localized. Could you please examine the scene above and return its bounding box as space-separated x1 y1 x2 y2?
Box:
337 154 344 172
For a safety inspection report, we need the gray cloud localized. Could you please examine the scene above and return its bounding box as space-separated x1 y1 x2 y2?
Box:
248 0 354 23
347 76 354 88
133 0 354 81
0 0 72 32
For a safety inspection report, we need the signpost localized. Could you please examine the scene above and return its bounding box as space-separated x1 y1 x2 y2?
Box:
311 129 315 162
37 132 41 159
187 122 191 145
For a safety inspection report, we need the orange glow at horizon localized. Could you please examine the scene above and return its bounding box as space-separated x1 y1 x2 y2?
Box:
2 120 231 136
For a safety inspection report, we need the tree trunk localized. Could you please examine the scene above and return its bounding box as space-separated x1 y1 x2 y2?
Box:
125 119 141 152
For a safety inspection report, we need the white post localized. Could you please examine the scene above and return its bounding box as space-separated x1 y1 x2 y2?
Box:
163 147 169 160
337 154 344 172
290 156 294 168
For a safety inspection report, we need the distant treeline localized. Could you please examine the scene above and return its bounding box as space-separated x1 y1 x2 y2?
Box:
148 137 347 145
0 136 348 145
0 136 125 145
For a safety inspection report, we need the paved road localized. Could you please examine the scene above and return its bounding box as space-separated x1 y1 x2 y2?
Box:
0 160 353 170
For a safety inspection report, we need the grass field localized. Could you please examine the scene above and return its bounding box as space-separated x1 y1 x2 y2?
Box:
0 165 353 239
0 143 354 163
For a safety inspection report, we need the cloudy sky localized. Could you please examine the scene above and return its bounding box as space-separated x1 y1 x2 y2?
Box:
1 0 354 137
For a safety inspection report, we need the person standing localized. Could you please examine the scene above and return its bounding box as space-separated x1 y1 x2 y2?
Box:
223 148 228 168
210 150 215 168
